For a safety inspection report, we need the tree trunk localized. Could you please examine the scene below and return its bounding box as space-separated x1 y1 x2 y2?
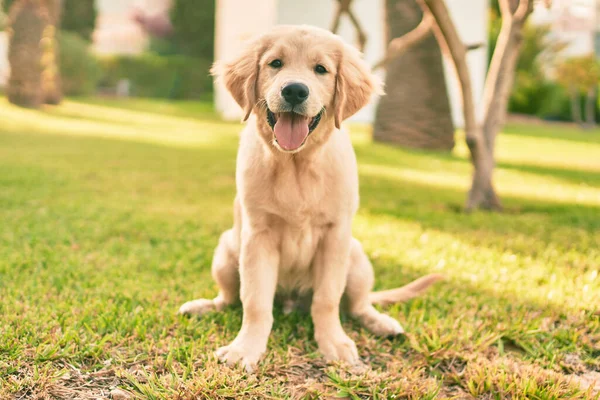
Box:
569 86 583 127
471 0 531 210
374 0 454 151
41 0 62 105
7 0 47 108
584 86 596 129
481 10 528 154
419 0 501 211
466 145 500 210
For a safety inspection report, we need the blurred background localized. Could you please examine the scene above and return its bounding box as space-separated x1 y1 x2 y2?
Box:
1 0 600 131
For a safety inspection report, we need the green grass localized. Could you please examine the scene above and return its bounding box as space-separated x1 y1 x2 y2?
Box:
1 97 599 399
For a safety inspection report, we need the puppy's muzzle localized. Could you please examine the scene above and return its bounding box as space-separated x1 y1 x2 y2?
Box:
281 82 309 106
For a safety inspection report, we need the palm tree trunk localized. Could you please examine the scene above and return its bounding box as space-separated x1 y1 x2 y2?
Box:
374 0 454 151
7 0 47 108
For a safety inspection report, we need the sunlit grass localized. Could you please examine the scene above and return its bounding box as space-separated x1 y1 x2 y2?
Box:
454 128 600 172
0 97 237 148
1 97 598 399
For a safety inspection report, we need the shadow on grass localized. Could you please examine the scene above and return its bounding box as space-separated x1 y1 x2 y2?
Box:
359 173 599 260
496 161 600 187
502 123 600 145
355 140 600 191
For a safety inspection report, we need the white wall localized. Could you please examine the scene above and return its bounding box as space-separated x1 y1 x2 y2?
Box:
94 0 148 55
214 0 278 119
214 0 489 128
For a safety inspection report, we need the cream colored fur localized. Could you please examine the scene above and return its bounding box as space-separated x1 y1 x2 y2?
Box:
179 25 442 372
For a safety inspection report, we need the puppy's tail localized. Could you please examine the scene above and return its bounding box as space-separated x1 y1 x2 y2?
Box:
369 274 444 306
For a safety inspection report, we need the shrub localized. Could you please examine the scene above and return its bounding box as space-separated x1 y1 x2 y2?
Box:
170 0 215 60
536 83 573 122
98 53 212 99
58 31 101 96
61 0 96 41
509 72 553 116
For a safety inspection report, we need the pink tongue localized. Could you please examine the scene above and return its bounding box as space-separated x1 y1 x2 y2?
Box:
274 113 310 151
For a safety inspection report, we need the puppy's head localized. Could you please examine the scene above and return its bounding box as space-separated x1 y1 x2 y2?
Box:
213 25 382 153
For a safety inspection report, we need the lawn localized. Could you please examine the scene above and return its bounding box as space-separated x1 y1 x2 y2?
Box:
0 97 599 399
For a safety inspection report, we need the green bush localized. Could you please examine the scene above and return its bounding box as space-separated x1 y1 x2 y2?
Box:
509 72 552 116
61 0 96 41
170 0 215 60
58 31 101 96
536 83 573 122
98 53 212 99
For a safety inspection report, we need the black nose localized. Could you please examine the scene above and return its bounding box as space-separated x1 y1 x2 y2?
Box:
281 83 309 106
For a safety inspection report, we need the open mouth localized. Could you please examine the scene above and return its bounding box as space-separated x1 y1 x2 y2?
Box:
267 108 324 151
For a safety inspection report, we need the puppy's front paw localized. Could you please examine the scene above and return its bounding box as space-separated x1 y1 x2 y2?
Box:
215 338 266 373
316 333 359 364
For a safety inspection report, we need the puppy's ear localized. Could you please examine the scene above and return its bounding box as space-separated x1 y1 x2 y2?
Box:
333 45 383 129
211 35 268 121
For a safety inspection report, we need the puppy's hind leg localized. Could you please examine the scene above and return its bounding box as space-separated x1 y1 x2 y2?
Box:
345 238 443 336
179 229 240 316
345 239 405 337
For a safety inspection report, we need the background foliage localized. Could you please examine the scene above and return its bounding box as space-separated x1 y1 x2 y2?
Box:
59 31 101 96
487 1 598 122
61 0 96 41
98 53 213 99
170 0 215 59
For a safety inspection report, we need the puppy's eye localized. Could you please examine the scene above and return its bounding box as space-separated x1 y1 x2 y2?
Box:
269 59 283 68
315 64 328 74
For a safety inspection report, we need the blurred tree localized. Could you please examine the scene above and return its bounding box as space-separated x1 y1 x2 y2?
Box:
132 6 175 56
556 55 600 129
133 8 172 38
394 0 540 211
7 0 62 107
170 0 215 60
61 0 95 41
373 0 454 151
330 0 367 51
6 0 47 107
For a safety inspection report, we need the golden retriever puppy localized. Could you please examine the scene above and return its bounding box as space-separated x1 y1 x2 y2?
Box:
179 25 442 372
